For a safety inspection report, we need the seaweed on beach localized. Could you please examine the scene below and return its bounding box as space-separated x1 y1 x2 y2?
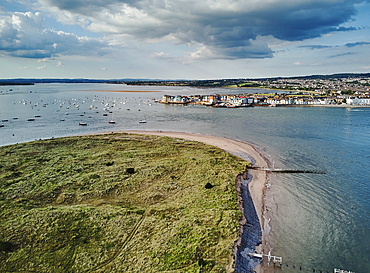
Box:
234 177 262 273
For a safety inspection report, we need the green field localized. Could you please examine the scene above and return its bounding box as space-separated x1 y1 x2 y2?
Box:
0 133 248 272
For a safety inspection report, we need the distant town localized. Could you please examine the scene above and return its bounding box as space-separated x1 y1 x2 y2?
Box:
159 92 370 107
153 73 370 107
126 73 370 94
1 73 370 106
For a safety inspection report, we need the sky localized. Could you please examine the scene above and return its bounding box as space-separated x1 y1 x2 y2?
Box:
0 0 369 79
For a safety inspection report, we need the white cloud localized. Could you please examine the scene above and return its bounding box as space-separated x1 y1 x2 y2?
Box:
56 60 64 67
0 11 110 58
150 51 171 59
38 58 52 62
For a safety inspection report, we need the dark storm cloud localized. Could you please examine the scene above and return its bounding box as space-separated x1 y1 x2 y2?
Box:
3 0 365 60
37 0 364 59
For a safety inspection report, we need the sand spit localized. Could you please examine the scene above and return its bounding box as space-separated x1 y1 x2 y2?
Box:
96 130 271 272
119 130 268 223
79 90 160 93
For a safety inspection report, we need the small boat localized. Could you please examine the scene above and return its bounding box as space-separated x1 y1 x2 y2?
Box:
13 117 18 120
35 115 41 118
103 113 108 116
79 122 87 126
60 119 65 121
139 120 147 123
28 118 35 121
109 112 115 124
2 119 8 122
0 124 4 127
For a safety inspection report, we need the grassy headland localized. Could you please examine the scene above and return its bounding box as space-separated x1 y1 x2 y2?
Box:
0 133 248 272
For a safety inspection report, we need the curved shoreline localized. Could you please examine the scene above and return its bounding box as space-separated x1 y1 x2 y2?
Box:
90 130 270 272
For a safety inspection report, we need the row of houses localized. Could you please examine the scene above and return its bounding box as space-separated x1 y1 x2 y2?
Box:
161 94 254 106
161 94 370 106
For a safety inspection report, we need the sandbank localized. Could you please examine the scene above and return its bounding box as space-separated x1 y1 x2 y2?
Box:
89 130 270 272
120 130 268 224
79 90 160 93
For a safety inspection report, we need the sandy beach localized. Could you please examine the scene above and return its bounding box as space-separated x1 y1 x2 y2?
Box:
105 130 270 272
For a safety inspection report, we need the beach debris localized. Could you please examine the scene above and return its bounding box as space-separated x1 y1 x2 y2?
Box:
245 250 282 267
334 269 355 273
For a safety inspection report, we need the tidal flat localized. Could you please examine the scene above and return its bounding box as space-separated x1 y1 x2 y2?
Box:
0 133 249 272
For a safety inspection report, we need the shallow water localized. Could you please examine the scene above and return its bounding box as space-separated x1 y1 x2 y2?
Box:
1 83 369 273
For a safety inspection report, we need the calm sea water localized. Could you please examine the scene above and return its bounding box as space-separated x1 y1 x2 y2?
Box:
1 83 369 272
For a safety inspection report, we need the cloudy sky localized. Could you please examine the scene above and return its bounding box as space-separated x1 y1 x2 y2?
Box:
0 0 369 79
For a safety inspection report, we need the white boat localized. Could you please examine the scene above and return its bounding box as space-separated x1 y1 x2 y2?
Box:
139 120 147 123
79 122 87 126
109 112 115 124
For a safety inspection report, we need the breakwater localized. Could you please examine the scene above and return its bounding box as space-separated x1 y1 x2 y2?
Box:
249 167 326 174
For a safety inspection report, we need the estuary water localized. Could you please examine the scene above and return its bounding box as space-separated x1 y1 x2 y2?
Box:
1 83 369 273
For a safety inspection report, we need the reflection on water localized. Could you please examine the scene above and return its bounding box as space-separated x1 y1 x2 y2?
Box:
1 83 369 273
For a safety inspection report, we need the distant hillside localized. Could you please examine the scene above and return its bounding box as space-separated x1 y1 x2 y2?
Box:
270 73 370 80
1 73 369 87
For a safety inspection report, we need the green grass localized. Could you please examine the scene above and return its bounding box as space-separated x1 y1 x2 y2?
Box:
0 133 247 272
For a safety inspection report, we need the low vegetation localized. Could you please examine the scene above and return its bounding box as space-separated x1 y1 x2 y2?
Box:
0 133 247 272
